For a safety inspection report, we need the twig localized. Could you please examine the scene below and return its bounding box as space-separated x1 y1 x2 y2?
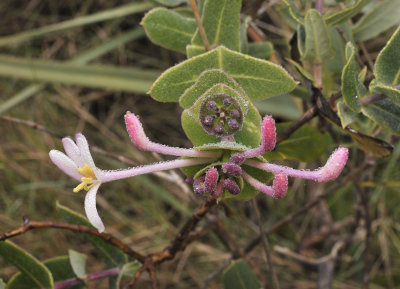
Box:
0 115 63 139
200 258 232 289
152 197 216 263
252 198 280 289
276 106 318 144
55 267 120 289
190 0 210 51
0 219 146 263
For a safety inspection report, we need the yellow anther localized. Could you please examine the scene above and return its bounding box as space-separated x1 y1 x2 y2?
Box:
78 164 96 179
73 164 96 193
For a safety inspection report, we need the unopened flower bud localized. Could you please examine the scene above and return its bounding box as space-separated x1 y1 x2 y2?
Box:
206 101 218 111
223 179 240 195
193 176 206 196
222 162 242 177
229 153 245 165
223 97 232 107
205 168 219 194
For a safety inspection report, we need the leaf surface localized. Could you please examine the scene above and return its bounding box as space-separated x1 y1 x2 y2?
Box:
223 259 262 289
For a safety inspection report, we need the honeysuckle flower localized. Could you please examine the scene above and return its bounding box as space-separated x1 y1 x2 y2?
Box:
49 133 216 232
125 112 349 200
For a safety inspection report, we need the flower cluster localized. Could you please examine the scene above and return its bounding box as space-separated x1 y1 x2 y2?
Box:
49 112 348 232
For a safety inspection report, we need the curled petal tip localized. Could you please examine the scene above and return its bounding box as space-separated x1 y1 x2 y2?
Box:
272 173 288 199
261 115 276 153
317 147 348 182
124 112 149 151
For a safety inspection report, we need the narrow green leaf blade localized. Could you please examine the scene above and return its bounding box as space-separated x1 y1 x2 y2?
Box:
325 0 370 26
142 8 197 53
0 2 154 47
8 256 85 289
223 259 261 289
369 80 400 106
0 241 54 289
150 46 296 103
337 101 358 128
115 261 141 288
352 0 400 41
362 98 400 135
191 0 241 53
302 9 335 63
341 42 363 112
0 54 158 93
374 26 400 86
282 0 304 24
57 203 128 267
247 42 273 60
68 250 88 279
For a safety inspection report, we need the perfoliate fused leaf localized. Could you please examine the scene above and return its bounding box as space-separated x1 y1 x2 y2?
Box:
150 46 296 103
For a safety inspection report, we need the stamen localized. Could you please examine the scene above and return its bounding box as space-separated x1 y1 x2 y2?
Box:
78 164 96 179
73 177 94 193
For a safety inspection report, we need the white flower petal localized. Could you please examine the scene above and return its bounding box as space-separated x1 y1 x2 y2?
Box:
75 133 96 170
62 137 82 167
49 150 82 181
84 182 105 233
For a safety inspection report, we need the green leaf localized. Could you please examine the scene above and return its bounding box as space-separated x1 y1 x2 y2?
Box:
115 261 141 288
150 46 297 102
57 203 128 267
223 259 262 289
0 2 154 47
286 58 314 81
0 27 145 115
341 42 364 112
254 94 301 120
240 16 251 53
282 0 304 24
191 0 241 53
324 0 371 26
266 123 329 162
142 8 197 54
337 101 358 128
153 0 187 7
352 0 400 41
8 256 85 289
68 250 88 279
374 26 400 86
362 98 400 135
369 80 400 106
301 9 335 63
0 54 158 93
247 42 273 60
0 241 53 289
179 69 247 108
0 279 5 289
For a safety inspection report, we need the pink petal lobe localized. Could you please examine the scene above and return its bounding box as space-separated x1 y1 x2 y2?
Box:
62 137 82 166
75 133 96 170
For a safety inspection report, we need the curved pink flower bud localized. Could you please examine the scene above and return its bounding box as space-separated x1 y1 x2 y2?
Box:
243 115 276 159
244 147 349 182
205 168 219 194
222 162 242 177
124 112 218 158
223 179 241 195
242 172 288 199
